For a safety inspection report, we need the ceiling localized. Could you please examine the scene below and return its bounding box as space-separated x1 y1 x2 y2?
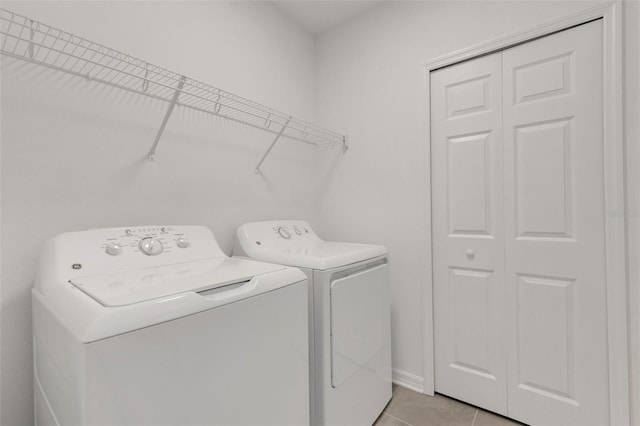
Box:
272 1 384 35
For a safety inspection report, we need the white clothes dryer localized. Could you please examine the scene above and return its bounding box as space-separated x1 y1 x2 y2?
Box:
32 225 309 426
234 221 392 426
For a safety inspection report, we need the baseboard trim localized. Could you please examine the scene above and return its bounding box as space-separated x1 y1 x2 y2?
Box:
392 368 425 394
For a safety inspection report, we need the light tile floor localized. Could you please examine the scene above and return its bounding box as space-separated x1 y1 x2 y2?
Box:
375 385 526 426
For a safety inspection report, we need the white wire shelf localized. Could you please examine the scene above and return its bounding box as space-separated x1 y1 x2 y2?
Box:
0 8 347 171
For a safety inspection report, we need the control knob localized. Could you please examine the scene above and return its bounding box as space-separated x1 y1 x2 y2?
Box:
277 227 291 239
176 237 189 248
105 243 122 256
138 237 164 256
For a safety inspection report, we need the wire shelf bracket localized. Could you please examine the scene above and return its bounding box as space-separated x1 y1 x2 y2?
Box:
255 117 291 174
0 8 348 168
147 75 186 160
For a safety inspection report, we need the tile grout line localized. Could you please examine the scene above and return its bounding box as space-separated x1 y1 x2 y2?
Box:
471 408 479 426
384 412 413 426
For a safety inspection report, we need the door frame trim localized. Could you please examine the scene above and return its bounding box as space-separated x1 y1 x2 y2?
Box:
421 2 629 424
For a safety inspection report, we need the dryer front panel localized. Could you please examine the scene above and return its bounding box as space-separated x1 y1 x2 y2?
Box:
330 260 390 388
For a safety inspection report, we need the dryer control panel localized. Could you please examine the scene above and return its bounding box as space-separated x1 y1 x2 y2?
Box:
237 220 323 249
273 223 312 240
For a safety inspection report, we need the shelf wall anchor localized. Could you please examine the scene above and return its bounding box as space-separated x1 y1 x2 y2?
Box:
255 117 291 174
147 75 186 161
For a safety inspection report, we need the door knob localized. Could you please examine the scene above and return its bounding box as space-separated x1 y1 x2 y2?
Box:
466 249 475 258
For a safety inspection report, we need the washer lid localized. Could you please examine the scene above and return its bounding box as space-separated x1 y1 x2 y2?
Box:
248 241 388 270
70 257 284 307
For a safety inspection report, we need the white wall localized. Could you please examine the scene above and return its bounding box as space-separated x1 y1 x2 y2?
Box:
0 2 321 425
314 0 638 410
623 0 640 423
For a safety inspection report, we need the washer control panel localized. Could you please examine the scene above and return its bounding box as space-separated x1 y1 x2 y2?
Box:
100 226 192 257
46 225 225 279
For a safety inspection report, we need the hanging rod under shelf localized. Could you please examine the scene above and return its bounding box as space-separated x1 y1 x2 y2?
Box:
0 8 348 169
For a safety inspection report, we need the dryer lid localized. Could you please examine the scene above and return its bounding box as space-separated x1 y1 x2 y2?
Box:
245 241 388 270
70 257 283 307
235 221 388 270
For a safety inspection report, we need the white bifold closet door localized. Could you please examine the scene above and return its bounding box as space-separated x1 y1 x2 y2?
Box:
432 20 608 426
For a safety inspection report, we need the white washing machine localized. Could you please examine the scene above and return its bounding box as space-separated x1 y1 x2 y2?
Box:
234 220 392 426
32 225 309 426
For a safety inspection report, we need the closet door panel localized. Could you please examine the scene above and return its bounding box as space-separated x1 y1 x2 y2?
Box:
431 52 507 415
502 20 608 426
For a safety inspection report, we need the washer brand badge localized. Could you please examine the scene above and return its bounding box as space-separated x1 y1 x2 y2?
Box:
72 264 82 270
